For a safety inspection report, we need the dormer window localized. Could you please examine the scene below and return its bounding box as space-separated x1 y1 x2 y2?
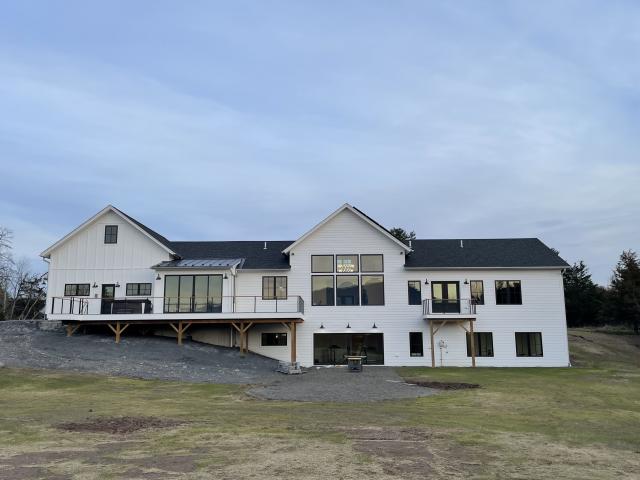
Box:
104 225 118 244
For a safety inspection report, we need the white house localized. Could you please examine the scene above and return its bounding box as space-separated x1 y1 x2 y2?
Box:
41 204 571 367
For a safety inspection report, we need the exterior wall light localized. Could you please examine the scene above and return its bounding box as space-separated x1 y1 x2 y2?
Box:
156 274 161 281
346 323 351 329
464 279 469 285
223 273 228 279
424 278 429 285
320 323 325 329
115 282 120 288
372 323 378 329
92 283 98 289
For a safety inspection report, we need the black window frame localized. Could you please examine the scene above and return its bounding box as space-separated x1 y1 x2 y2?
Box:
104 225 118 244
470 280 485 305
336 254 359 273
360 254 384 272
466 332 494 357
311 275 335 306
515 332 543 357
262 276 288 300
163 274 223 313
408 280 422 305
126 283 152 296
261 332 288 346
64 283 90 296
361 275 385 306
495 280 522 305
336 275 360 306
409 332 424 357
311 255 334 273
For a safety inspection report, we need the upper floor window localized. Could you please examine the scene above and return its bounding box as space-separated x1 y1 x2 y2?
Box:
470 280 484 305
312 255 334 273
515 332 543 357
262 276 287 300
336 275 359 305
361 254 383 272
312 275 334 306
408 280 422 305
495 280 522 305
361 275 384 305
126 283 152 296
104 225 118 244
336 255 359 273
64 283 90 296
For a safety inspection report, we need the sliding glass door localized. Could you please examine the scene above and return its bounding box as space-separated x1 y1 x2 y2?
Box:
164 274 223 313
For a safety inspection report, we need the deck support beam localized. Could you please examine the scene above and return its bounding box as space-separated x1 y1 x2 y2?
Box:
469 318 476 368
290 321 297 364
169 321 192 345
430 321 436 368
66 324 80 337
107 321 129 344
429 318 476 368
231 322 253 355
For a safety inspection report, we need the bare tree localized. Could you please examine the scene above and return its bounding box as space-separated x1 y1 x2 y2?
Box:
0 227 13 318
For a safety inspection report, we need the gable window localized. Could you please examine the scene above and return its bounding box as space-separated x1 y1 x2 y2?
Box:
126 283 152 296
64 283 90 296
261 332 287 346
262 276 287 300
409 332 424 357
312 255 334 273
466 332 494 357
361 254 383 272
336 275 359 305
361 275 384 305
408 281 422 305
515 332 543 357
470 280 484 305
495 280 522 305
312 275 335 306
336 255 359 273
104 225 118 244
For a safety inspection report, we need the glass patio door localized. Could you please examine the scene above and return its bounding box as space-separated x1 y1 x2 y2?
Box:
431 282 460 313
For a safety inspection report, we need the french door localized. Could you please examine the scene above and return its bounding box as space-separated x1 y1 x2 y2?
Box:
101 284 115 314
431 281 460 313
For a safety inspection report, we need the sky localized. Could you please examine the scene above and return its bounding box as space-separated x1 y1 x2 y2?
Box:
0 1 638 285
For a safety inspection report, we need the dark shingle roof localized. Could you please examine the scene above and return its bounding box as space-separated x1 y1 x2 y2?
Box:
113 206 175 252
405 238 569 269
169 241 293 270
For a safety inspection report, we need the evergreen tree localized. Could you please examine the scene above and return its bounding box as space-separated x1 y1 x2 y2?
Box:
562 261 602 327
609 250 640 333
389 227 416 244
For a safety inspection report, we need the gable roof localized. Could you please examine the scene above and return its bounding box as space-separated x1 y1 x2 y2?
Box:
169 241 293 270
404 238 569 269
40 205 177 258
282 203 412 254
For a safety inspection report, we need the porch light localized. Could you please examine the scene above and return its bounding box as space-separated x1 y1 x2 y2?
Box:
156 274 161 281
223 273 228 279
372 322 378 329
424 278 429 285
346 323 351 329
92 282 98 289
320 323 325 329
115 282 120 288
464 279 469 285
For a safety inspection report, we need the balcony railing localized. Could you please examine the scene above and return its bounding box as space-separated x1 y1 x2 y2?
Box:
422 298 476 315
50 296 304 316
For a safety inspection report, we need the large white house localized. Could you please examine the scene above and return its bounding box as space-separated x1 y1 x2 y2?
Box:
41 204 570 367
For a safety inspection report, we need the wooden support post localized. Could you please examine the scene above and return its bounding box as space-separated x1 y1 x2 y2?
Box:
66 324 80 337
107 322 129 344
469 319 476 368
430 321 436 368
290 321 297 364
169 322 192 345
240 322 245 356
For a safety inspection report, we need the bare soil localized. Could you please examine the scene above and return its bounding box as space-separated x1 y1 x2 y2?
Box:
405 379 480 390
56 416 184 435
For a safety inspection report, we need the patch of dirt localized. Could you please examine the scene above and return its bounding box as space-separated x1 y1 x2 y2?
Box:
56 416 184 435
405 379 480 390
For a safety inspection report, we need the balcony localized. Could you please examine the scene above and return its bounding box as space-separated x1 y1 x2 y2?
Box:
422 298 476 317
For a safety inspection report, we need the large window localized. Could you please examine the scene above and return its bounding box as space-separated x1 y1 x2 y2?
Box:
495 280 522 305
64 283 90 296
515 332 543 357
470 280 484 305
409 332 423 357
314 333 384 365
336 275 359 305
466 332 494 357
361 254 383 272
312 275 335 306
164 274 223 313
312 255 334 273
262 332 287 346
126 283 151 296
262 276 287 300
361 275 384 305
336 255 359 273
408 280 422 305
104 225 118 244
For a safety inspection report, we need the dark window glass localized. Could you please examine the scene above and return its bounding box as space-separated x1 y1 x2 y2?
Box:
336 275 359 305
193 276 209 312
515 332 543 357
495 280 522 305
261 332 287 346
312 276 335 306
311 255 334 273
126 283 151 296
64 283 90 296
361 275 384 305
470 280 484 305
164 276 180 313
466 332 494 357
262 276 287 300
361 254 383 272
408 281 422 305
104 225 118 244
409 332 423 357
163 275 222 313
336 255 359 273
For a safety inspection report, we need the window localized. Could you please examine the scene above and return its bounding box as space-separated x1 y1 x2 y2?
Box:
470 280 484 305
495 280 522 304
104 225 118 244
163 274 223 313
515 332 543 357
64 284 90 296
312 275 335 306
361 254 383 272
261 332 287 346
262 276 287 300
312 255 334 273
126 283 152 296
408 280 422 305
466 332 494 357
336 255 359 273
361 275 384 305
409 332 423 357
336 275 359 305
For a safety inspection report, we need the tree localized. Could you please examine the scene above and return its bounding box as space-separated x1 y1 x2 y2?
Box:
0 227 13 318
389 227 416 244
562 261 603 327
609 250 640 333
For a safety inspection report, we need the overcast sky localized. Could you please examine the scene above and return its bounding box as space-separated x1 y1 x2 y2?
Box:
0 1 638 285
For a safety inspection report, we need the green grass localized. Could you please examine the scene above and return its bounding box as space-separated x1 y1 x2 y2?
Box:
0 329 638 479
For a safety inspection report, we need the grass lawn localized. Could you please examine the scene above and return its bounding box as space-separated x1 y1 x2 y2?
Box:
0 329 638 479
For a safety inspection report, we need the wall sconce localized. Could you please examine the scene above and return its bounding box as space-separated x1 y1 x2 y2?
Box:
115 282 120 288
92 282 98 289
156 274 161 281
346 323 351 329
464 279 469 285
424 278 429 285
372 322 378 329
319 323 325 329
223 273 228 279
